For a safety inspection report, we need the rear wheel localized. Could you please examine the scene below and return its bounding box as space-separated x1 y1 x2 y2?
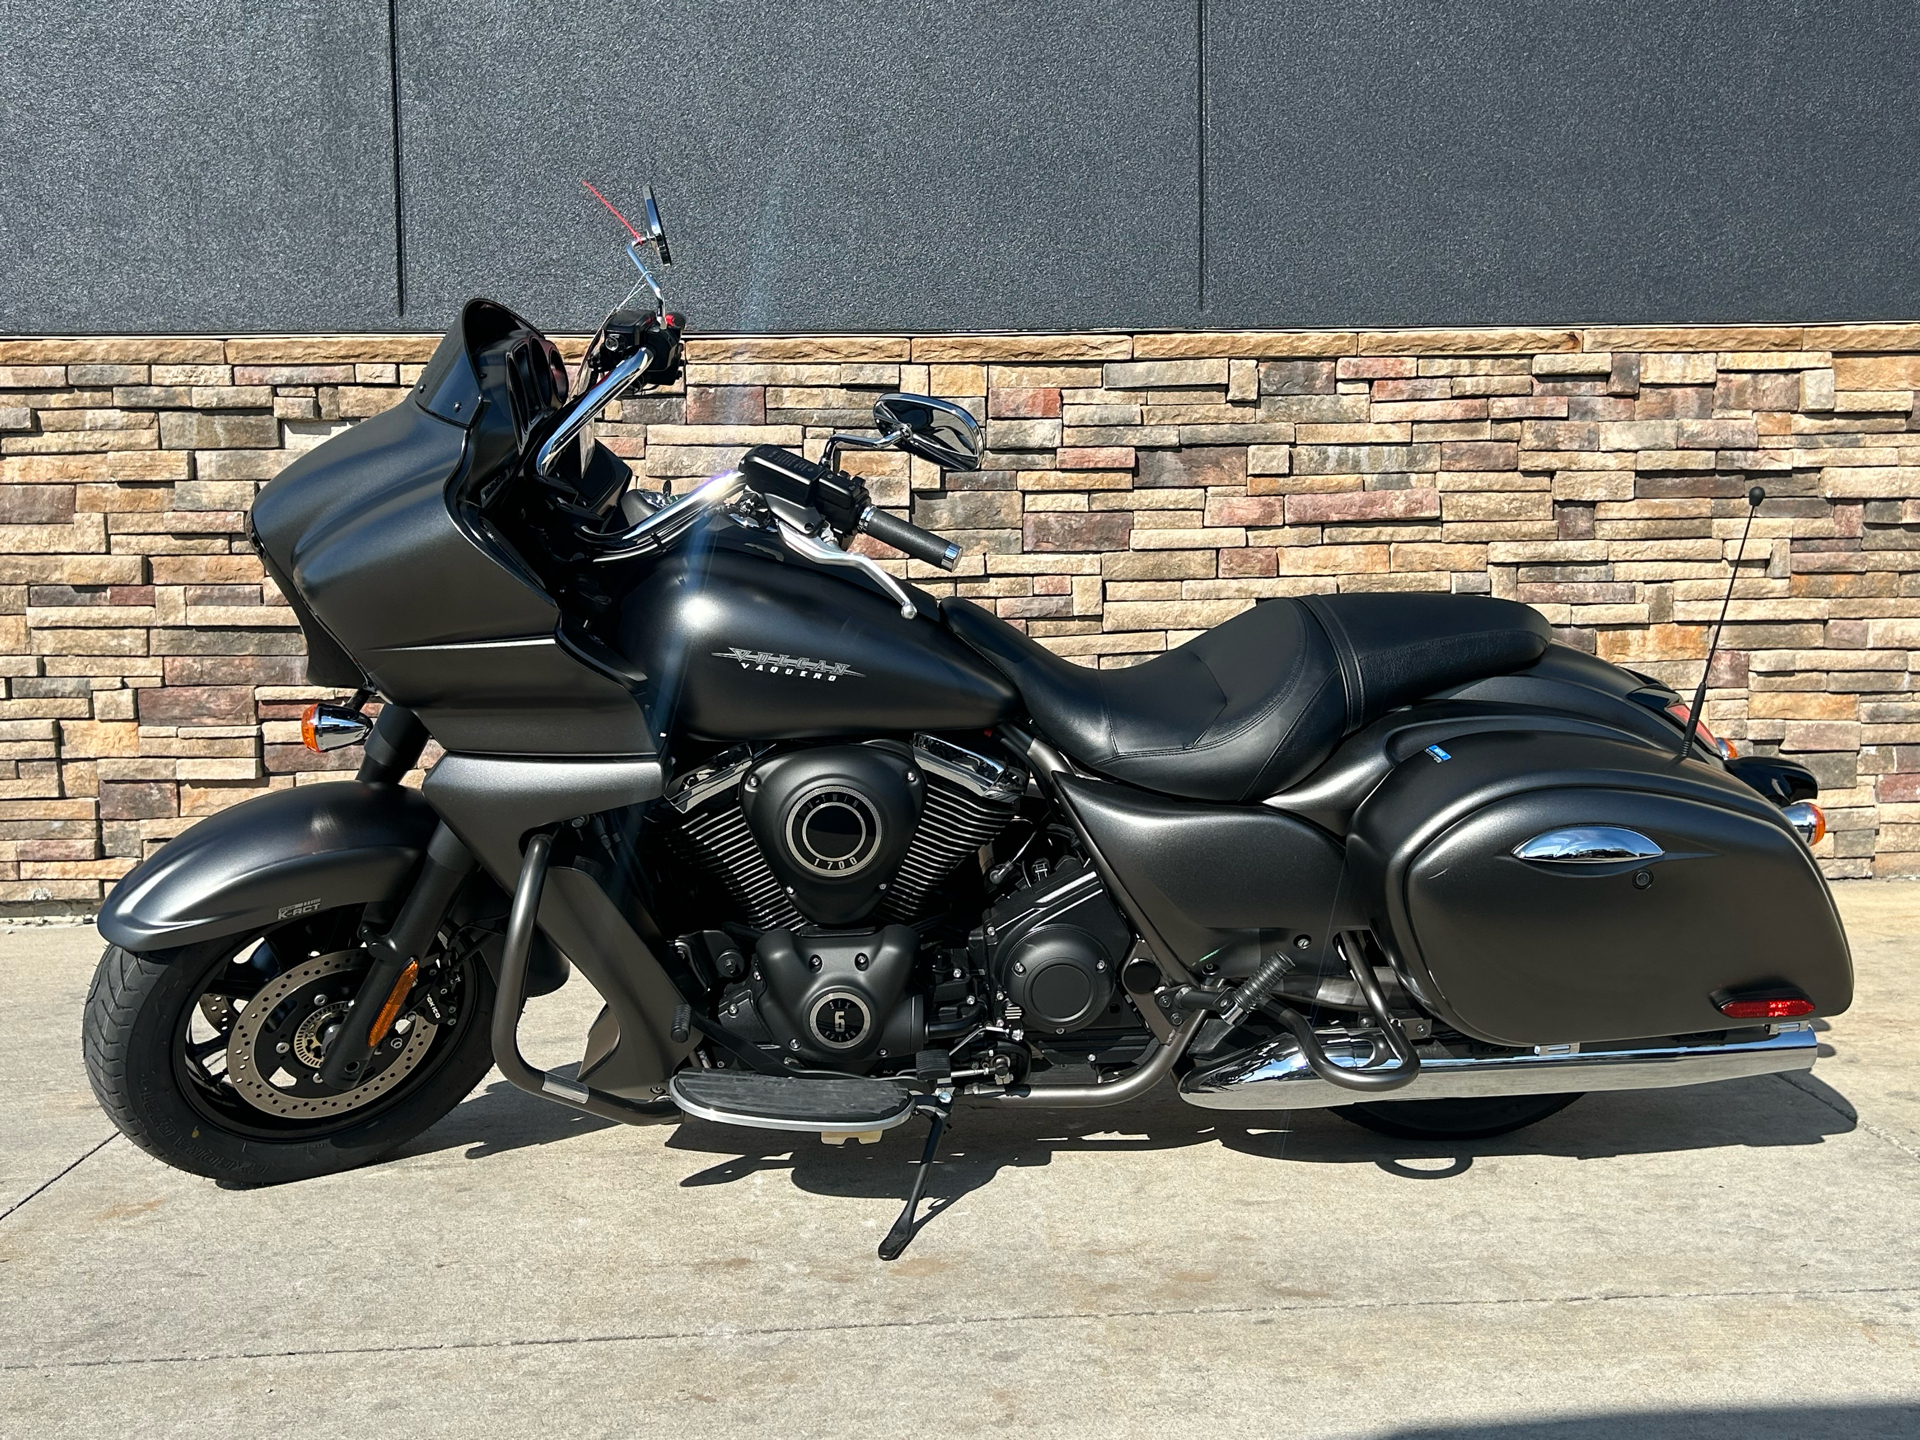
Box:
83 908 496 1185
1335 1092 1583 1140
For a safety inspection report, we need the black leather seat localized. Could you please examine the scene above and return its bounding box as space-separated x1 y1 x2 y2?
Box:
942 593 1551 803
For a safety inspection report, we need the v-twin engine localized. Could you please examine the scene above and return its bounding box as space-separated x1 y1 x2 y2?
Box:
668 735 1025 930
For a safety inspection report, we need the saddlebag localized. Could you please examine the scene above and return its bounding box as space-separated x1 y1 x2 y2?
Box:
1346 730 1852 1047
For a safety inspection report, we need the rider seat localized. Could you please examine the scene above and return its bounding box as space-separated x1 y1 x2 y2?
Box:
942 593 1551 803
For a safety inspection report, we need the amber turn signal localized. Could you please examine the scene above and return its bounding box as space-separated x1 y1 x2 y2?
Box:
301 702 374 754
1782 801 1826 848
367 960 420 1048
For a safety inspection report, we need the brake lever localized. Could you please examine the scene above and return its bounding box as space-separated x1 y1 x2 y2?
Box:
774 517 919 620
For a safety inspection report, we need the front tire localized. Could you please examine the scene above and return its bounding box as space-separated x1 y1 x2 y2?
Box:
1335 1092 1583 1140
83 916 496 1186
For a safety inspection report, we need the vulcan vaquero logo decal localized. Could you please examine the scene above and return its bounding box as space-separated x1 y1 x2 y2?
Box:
714 647 862 681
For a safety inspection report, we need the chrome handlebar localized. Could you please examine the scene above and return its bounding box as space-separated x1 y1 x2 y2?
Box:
535 346 656 478
586 468 749 563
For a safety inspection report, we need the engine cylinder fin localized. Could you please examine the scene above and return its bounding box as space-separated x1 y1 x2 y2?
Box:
881 777 1017 921
675 801 801 930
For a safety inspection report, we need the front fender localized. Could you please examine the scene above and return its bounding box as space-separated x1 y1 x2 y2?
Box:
98 781 438 953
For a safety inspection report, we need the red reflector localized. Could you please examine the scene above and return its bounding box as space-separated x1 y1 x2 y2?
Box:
1719 997 1815 1020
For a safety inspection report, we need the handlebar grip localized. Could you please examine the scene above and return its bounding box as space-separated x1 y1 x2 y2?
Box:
861 507 961 571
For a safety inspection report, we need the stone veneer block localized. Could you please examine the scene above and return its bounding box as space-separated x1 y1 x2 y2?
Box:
1803 324 1920 351
910 335 1132 362
222 336 442 364
0 339 228 365
1131 331 1356 358
1360 329 1579 356
683 336 912 363
1582 327 1806 352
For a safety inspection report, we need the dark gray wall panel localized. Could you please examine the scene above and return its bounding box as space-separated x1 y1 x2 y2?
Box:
1202 1 1920 328
3 1 1913 334
0 1 397 334
394 1 1199 335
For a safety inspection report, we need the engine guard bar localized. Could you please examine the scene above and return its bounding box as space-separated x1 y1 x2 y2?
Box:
489 831 669 1125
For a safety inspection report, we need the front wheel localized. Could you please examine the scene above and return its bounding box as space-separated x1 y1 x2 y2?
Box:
1335 1092 1583 1140
83 908 497 1186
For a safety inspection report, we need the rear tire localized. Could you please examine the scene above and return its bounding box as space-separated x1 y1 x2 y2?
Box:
83 921 496 1186
1335 1092 1582 1140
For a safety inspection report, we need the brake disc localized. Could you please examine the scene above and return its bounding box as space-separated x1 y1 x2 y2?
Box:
225 950 440 1118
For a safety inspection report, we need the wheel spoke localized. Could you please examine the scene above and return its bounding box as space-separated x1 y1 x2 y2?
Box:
180 1036 230 1082
200 972 265 1001
184 1033 229 1067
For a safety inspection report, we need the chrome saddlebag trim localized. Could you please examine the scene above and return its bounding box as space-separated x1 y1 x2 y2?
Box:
1177 1024 1817 1111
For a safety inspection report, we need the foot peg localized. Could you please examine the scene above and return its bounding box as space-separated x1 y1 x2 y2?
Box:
668 1070 915 1137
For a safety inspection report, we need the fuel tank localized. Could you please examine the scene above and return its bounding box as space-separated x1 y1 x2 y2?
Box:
619 542 1016 740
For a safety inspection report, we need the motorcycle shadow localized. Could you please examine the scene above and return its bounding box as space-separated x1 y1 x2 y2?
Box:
663 1068 1858 1229
403 1063 1856 1245
405 1067 651 1161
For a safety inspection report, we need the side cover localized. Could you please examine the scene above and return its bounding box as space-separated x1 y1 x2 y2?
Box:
1055 774 1362 975
98 782 438 952
1347 730 1852 1046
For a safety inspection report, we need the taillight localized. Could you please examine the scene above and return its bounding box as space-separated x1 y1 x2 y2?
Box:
1718 996 1816 1020
1664 701 1731 757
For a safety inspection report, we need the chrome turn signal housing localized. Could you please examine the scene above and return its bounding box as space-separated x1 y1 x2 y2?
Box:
300 702 373 753
1781 801 1826 848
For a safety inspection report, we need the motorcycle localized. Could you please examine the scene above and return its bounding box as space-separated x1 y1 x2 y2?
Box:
84 192 1851 1260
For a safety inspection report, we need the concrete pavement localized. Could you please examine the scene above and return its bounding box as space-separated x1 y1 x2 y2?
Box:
3 886 1917 1438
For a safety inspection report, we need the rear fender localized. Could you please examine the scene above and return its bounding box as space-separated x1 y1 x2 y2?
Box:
97 781 437 953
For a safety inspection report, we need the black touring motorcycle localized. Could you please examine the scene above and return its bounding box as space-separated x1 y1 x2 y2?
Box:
87 195 1850 1259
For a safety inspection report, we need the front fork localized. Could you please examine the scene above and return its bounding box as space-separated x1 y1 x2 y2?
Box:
315 703 464 1091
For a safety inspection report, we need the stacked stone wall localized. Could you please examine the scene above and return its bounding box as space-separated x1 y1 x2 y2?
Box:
2 322 1918 909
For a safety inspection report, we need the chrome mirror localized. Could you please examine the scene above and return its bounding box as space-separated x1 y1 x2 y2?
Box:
873 393 982 472
643 185 672 266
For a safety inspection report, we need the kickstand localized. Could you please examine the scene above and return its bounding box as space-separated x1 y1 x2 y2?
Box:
878 1092 951 1262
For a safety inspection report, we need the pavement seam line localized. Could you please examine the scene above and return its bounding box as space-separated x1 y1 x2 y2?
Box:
0 1134 117 1226
9 1283 1918 1372
1773 1071 1920 1164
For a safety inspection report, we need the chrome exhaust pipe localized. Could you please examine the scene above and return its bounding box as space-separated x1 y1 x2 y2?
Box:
1178 1023 1818 1111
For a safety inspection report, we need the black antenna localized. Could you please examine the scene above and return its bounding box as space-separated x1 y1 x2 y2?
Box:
1679 485 1765 760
